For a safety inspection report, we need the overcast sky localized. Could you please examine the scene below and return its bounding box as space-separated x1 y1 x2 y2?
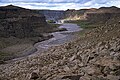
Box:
0 0 120 10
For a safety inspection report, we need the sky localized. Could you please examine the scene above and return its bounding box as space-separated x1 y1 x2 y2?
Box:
0 0 120 10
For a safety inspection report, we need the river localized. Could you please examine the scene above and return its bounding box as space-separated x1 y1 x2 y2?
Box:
6 23 82 62
33 23 82 54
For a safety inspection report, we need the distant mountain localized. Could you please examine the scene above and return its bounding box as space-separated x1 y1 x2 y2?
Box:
99 6 119 10
0 5 25 9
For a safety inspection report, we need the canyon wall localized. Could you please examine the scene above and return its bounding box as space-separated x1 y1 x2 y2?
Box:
63 6 120 23
33 6 120 23
0 5 48 38
64 9 89 20
1 5 119 38
39 10 65 21
84 6 120 23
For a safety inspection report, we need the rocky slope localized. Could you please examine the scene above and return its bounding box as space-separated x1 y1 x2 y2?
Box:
0 6 120 80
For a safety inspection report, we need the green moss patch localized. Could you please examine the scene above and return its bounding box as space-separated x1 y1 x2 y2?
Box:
66 20 98 29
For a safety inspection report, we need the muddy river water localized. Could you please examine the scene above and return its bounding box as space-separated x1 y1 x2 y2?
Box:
34 23 82 53
7 23 82 62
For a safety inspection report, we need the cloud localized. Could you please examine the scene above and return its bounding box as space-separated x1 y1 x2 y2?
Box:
0 0 90 3
0 0 120 10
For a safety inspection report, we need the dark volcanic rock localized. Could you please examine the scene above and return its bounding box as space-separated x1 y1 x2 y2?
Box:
84 6 120 23
0 5 48 38
85 13 120 23
30 72 39 80
61 75 81 80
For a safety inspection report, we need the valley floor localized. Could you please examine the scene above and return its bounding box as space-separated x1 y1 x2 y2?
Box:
0 20 120 80
0 23 66 62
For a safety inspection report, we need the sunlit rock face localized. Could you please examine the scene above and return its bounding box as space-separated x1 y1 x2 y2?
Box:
0 5 48 38
63 6 120 21
64 9 89 20
37 6 120 23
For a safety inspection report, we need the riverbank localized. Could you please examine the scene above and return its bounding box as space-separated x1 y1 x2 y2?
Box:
0 23 81 64
34 23 82 52
0 35 52 62
0 23 67 62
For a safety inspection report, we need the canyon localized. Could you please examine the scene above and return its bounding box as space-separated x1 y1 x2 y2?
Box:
0 5 64 61
0 5 120 80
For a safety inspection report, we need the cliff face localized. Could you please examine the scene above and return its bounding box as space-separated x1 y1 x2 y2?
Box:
0 5 48 38
94 6 120 13
33 6 120 22
84 7 120 23
64 9 89 20
64 6 120 23
39 10 65 21
85 13 120 23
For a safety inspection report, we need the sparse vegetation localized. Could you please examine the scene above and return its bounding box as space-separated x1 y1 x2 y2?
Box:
49 23 61 28
66 20 98 29
47 20 56 23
